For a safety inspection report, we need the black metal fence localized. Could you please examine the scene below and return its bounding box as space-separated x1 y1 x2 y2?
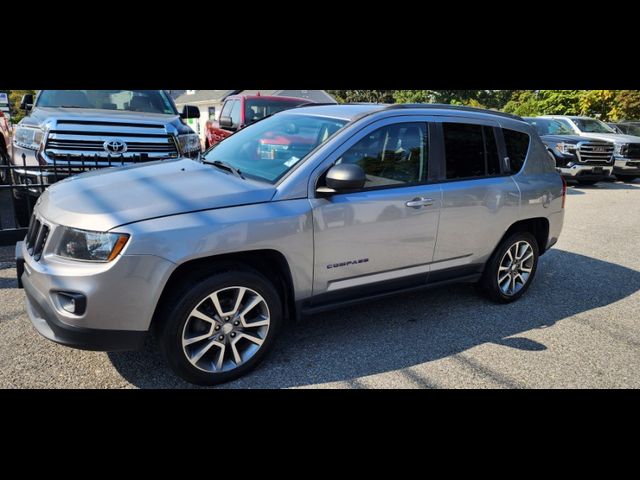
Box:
0 154 130 246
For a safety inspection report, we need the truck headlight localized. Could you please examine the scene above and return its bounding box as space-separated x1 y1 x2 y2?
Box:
177 133 201 154
13 125 45 150
614 143 629 156
56 227 129 262
556 142 577 154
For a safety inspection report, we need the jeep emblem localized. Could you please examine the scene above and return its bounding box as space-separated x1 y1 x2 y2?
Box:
103 139 127 154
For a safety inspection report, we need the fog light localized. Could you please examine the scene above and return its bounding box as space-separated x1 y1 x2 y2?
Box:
60 295 75 313
55 292 86 315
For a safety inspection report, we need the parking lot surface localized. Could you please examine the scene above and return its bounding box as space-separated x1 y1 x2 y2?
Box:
1 179 639 388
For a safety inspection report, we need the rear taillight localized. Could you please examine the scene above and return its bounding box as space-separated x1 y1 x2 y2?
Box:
561 175 567 209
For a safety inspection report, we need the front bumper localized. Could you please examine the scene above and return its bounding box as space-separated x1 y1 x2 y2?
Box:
557 164 613 179
17 235 176 352
23 271 147 351
614 158 640 174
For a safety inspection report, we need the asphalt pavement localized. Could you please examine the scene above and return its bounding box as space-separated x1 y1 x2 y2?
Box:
1 179 639 388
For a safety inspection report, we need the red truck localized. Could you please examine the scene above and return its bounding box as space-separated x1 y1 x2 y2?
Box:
204 94 313 149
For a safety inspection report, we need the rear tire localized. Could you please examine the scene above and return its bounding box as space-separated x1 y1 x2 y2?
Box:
615 174 637 183
157 268 282 386
478 232 539 304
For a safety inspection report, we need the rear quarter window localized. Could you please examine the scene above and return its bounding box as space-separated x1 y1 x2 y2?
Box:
503 129 530 174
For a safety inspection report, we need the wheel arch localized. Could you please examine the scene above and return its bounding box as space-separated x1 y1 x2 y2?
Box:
150 249 297 332
497 217 550 256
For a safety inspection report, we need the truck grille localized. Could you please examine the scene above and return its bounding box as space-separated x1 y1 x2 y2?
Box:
25 215 50 262
576 141 614 164
44 119 179 162
627 143 640 159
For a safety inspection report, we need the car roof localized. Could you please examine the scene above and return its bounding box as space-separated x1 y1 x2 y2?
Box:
285 103 386 121
539 115 598 120
227 94 313 102
286 103 526 124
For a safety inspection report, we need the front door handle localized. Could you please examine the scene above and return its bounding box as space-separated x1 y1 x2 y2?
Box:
405 197 434 208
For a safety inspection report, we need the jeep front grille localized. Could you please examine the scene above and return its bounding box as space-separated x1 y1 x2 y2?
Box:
576 142 614 164
25 215 50 262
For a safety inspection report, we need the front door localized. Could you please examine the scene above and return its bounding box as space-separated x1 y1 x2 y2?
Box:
310 120 441 300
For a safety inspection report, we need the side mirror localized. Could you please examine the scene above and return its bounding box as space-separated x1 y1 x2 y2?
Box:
180 105 200 119
219 115 236 130
20 94 34 111
317 163 366 195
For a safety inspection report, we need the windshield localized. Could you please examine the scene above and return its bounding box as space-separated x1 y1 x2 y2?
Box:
527 118 575 136
244 98 310 125
36 90 177 114
203 113 347 183
618 124 640 136
573 118 617 134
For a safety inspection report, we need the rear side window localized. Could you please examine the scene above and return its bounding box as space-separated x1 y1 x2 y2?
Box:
443 123 501 180
503 129 530 174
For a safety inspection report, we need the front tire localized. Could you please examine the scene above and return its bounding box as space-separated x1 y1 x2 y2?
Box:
615 174 637 183
478 232 539 304
157 268 282 386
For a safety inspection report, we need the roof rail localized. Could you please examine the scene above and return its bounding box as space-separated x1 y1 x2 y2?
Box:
293 102 339 108
383 103 524 121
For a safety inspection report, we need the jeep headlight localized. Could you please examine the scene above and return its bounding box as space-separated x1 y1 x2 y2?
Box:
13 125 45 150
177 133 201 155
556 142 577 154
614 143 629 156
56 227 129 262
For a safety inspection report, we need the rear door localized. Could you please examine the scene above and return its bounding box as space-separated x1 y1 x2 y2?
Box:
430 117 521 279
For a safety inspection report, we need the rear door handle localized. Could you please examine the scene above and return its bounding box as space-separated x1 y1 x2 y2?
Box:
405 197 434 208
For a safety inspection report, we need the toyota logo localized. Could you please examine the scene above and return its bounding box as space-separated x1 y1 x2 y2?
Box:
103 139 127 154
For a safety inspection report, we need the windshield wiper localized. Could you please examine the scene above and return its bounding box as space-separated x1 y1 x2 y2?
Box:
202 159 245 179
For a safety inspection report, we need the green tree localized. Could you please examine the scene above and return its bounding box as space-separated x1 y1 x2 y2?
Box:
6 90 36 124
578 90 616 119
328 90 395 103
611 90 640 121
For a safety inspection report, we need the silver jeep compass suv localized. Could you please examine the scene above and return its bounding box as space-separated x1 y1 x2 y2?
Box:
17 104 565 385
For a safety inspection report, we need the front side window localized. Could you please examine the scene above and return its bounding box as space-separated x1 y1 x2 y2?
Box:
503 128 530 173
36 90 176 114
336 123 428 188
443 123 500 179
202 113 347 183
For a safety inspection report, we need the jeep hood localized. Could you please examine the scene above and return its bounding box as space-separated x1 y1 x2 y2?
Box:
36 159 277 231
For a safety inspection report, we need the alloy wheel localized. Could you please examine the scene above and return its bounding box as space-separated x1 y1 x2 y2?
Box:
181 286 270 373
497 240 535 296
